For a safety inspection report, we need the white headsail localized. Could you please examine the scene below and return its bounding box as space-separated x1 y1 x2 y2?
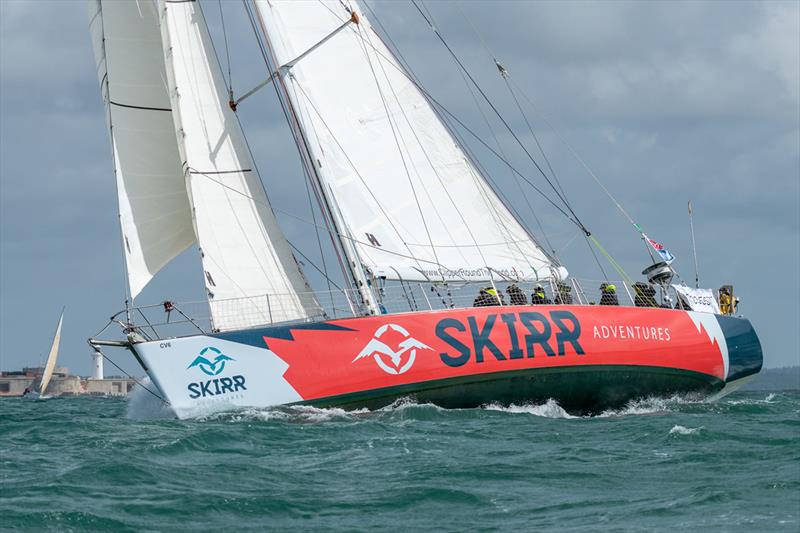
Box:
88 0 195 298
39 309 64 396
254 0 561 283
159 0 320 330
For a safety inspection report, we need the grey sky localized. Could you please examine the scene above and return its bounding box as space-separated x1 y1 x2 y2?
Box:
1 0 798 375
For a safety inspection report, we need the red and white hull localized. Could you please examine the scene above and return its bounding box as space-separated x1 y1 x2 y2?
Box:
132 306 762 419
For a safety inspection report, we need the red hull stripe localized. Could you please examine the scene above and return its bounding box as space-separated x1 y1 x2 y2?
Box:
207 306 760 403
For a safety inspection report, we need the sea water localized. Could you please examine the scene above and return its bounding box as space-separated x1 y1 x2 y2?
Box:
1 389 798 531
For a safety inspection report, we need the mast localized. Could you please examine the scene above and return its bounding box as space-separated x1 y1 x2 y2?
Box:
250 3 379 315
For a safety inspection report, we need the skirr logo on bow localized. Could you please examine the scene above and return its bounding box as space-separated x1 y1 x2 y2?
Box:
352 324 432 375
187 346 234 376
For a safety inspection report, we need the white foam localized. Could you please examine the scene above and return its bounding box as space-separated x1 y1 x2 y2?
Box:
598 394 703 418
125 377 177 420
669 425 703 435
484 399 577 419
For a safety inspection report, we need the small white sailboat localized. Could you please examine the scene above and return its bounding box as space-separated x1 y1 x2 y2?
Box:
24 309 65 399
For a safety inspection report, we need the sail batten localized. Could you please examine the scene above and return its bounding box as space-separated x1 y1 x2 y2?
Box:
254 1 561 284
159 0 320 330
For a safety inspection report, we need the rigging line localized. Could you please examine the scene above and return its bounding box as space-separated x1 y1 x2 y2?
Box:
454 3 570 207
88 338 166 403
95 1 134 317
342 11 582 233
505 78 570 204
354 12 478 270
244 0 357 302
217 0 233 95
589 234 634 284
449 38 556 266
301 155 335 304
508 77 638 229
193 5 310 306
361 8 564 272
412 0 589 235
433 5 552 268
584 233 609 281
355 22 444 278
286 240 344 293
290 81 433 275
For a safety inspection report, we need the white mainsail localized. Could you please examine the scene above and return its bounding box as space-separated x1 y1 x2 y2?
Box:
159 0 320 330
39 309 64 396
88 0 195 298
255 0 561 283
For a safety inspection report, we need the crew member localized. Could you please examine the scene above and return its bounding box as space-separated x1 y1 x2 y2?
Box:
599 283 619 306
474 286 502 307
506 284 528 305
554 282 573 304
719 286 733 315
531 284 551 305
633 282 657 307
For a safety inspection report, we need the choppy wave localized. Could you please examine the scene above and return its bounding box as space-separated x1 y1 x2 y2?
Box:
669 424 703 435
2 390 798 531
484 399 577 419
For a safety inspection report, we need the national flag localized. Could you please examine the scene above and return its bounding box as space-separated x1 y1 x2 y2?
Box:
643 233 675 264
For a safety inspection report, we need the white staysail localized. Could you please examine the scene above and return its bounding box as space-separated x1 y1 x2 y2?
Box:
39 309 64 396
88 0 195 298
255 1 561 283
159 0 320 330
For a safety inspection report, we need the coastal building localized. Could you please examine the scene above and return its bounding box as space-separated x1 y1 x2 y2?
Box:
0 366 137 397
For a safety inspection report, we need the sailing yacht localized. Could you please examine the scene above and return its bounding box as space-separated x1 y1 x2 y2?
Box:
24 309 64 399
87 1 761 419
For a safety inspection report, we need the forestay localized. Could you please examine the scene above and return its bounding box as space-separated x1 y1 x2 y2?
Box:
255 1 562 283
88 0 195 298
159 0 320 330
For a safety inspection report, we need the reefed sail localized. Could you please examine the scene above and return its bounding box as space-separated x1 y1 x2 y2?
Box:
255 0 560 283
88 0 195 298
159 0 320 330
